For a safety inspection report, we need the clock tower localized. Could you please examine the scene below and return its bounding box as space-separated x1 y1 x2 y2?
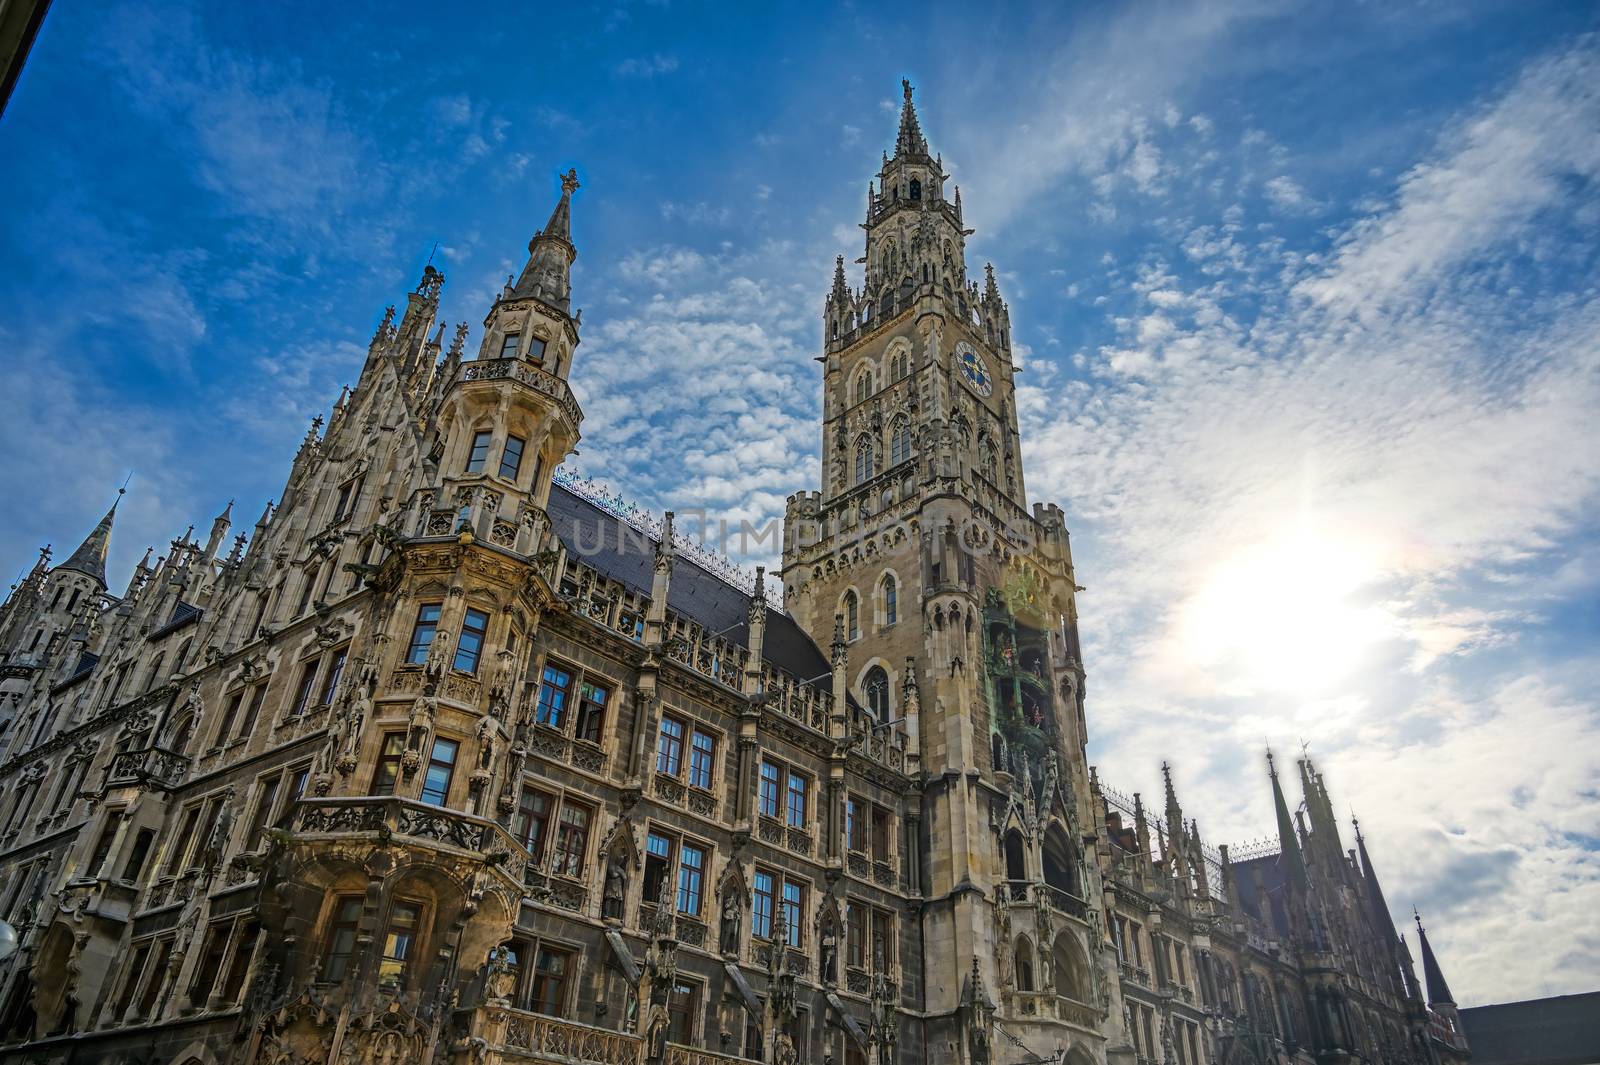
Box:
783 82 1128 1065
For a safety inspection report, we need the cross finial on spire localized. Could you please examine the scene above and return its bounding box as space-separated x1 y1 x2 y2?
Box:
561 167 580 195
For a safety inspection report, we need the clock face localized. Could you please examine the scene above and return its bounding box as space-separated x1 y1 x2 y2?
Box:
956 342 994 397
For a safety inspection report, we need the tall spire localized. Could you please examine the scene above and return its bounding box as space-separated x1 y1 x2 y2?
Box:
1268 750 1309 893
56 491 122 587
511 168 581 311
895 78 930 159
1354 818 1399 947
1414 911 1456 1007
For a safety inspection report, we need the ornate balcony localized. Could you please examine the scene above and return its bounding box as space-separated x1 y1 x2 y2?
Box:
291 796 528 885
496 1011 642 1065
460 358 583 427
103 745 190 792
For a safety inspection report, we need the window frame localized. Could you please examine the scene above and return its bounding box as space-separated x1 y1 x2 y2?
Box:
499 435 526 481
420 735 460 806
370 732 406 796
466 429 494 473
407 603 443 665
453 607 490 674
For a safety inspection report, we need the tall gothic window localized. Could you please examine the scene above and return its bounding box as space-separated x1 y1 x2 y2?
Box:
844 591 860 640
890 350 909 382
909 178 921 201
854 438 876 485
863 666 890 721
881 573 898 626
889 417 912 466
855 369 873 405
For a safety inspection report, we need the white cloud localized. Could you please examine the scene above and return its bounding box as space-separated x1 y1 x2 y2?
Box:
1011 39 1600 1002
614 54 680 78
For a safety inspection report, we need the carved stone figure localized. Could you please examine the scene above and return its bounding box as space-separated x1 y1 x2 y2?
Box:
719 890 742 957
603 856 627 921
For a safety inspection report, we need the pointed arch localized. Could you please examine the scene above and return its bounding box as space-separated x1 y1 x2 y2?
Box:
861 665 890 722
1052 932 1088 1001
1003 828 1027 885
853 436 877 485
877 569 899 627
1042 822 1079 898
888 415 912 467
854 367 875 405
841 589 861 641
1014 935 1035 992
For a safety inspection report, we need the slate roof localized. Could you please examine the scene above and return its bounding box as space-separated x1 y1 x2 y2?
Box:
546 483 832 685
1459 992 1600 1065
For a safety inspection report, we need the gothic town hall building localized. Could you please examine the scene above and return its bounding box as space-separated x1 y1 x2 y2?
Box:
0 84 1470 1065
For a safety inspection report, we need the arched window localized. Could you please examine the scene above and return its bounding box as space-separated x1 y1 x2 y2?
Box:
1053 935 1080 999
1042 825 1078 897
170 713 196 755
295 564 321 618
844 591 860 641
889 417 912 466
854 437 877 485
1004 829 1026 884
881 574 898 626
890 350 909 382
1015 937 1035 992
854 369 873 405
909 178 921 201
863 666 890 721
880 291 894 319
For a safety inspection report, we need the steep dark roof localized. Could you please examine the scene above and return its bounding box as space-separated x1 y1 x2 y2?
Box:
1418 921 1457 1006
1459 992 1600 1065
546 484 831 684
56 501 118 586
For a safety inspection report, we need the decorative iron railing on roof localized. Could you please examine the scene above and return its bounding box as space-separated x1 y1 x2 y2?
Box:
1099 780 1230 889
552 466 781 605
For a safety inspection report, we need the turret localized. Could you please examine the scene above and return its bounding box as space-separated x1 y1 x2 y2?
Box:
510 168 580 313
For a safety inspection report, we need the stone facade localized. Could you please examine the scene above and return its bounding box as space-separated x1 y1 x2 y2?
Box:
0 85 1470 1065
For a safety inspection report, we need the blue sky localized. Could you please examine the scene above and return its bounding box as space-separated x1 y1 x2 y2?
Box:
3 1 1598 1004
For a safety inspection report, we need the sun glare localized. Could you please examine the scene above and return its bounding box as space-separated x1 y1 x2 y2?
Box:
1177 524 1391 696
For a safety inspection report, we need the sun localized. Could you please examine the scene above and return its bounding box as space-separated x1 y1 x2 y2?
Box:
1175 522 1391 697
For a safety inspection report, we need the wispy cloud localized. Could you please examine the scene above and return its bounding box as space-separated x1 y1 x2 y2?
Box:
614 53 680 78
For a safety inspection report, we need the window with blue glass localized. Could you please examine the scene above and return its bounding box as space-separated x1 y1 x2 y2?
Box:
407 604 441 665
536 664 572 729
453 608 489 674
781 880 804 946
688 730 716 790
786 770 808 828
751 870 774 939
421 737 458 806
643 831 673 905
677 842 705 916
758 761 782 819
656 716 685 776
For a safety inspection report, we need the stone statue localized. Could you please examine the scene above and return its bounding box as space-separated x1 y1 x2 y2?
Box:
719 890 742 957
485 945 516 1003
773 1032 798 1065
603 856 627 921
820 924 839 986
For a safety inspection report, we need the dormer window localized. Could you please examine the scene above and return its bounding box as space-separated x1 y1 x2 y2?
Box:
500 333 521 359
